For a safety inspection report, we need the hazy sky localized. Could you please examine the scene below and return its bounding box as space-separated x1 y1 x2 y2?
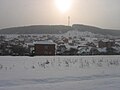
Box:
0 0 120 29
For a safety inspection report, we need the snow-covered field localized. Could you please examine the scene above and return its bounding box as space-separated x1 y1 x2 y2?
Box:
0 56 120 90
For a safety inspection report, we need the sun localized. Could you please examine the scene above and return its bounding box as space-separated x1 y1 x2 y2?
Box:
55 0 72 13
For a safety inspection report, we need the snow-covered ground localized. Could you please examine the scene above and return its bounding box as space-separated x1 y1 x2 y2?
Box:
0 56 120 90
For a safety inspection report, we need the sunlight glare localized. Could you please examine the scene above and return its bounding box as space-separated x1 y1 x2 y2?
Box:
55 0 72 13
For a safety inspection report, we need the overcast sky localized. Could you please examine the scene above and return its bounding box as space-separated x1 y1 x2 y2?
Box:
0 0 120 29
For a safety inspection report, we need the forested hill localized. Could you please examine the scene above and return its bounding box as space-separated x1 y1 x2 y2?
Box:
72 24 120 36
0 24 120 36
0 25 72 34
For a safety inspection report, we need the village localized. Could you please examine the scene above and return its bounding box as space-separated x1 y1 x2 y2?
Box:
0 30 120 56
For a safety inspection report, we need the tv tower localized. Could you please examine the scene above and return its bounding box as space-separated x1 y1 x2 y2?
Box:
68 16 70 26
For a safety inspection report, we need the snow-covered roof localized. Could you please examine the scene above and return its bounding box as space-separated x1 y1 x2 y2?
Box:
113 46 120 53
115 42 120 45
77 47 92 54
101 39 114 42
98 48 107 53
115 39 120 42
26 43 34 46
34 41 56 45
65 44 78 50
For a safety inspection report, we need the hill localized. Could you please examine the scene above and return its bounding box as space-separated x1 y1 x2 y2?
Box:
0 24 120 36
72 24 120 36
0 25 72 34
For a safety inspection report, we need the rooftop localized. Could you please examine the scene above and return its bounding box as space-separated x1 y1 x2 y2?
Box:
34 40 56 45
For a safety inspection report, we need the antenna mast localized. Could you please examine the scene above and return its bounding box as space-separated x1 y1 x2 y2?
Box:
68 16 70 26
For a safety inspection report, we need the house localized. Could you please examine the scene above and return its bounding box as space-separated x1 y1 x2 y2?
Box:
90 47 100 55
63 48 78 55
86 42 96 47
77 45 90 55
34 41 56 56
98 39 115 48
57 44 67 55
62 37 68 43
27 43 35 55
115 39 120 46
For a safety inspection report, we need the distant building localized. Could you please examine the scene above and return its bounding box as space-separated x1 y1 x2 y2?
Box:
98 39 115 48
34 41 56 56
57 44 67 55
86 42 96 47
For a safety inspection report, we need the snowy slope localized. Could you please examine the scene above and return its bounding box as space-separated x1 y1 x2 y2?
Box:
0 56 120 90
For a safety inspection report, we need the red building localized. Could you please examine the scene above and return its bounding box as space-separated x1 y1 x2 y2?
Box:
34 41 56 56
